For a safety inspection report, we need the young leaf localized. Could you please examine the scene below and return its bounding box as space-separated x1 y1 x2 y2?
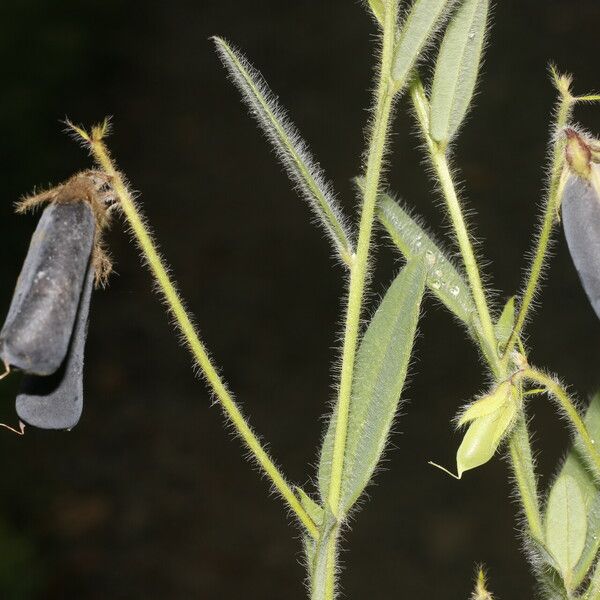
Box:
295 487 324 528
545 474 587 584
471 568 494 600
494 296 515 348
318 258 426 513
429 0 489 145
367 0 385 25
392 0 458 90
213 37 354 266
377 188 477 329
549 392 600 589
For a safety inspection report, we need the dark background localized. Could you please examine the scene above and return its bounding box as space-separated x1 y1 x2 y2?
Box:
0 1 599 598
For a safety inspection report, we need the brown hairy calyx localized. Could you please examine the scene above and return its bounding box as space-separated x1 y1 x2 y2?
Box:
16 170 118 287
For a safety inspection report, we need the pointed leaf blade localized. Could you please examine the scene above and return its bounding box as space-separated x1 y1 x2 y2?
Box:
495 296 515 348
367 0 385 25
318 258 426 513
429 0 489 144
545 474 587 582
213 37 354 266
392 0 458 90
377 189 477 328
548 392 600 589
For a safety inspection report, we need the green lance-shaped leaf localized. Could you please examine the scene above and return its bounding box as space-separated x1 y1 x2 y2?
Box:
318 258 426 513
213 37 354 266
367 0 386 25
392 0 458 90
545 474 587 584
295 487 324 528
376 188 477 329
546 392 600 590
494 296 515 349
429 0 489 145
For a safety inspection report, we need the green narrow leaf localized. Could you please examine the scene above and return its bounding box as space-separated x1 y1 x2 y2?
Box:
495 296 515 348
549 392 600 589
545 474 587 583
376 188 477 329
429 0 489 144
392 0 458 90
295 487 324 528
213 37 355 266
367 0 385 25
318 258 426 513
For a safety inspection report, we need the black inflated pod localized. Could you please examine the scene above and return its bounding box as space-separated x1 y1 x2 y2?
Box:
15 264 94 430
0 202 95 375
562 164 600 319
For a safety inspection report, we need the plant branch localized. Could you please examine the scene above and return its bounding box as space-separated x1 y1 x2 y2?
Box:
409 77 498 373
410 75 546 547
508 414 544 542
327 0 398 518
524 368 600 478
70 120 319 540
502 81 574 361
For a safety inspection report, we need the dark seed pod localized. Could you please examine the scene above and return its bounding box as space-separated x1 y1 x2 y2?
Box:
15 265 94 430
562 165 600 319
0 202 95 375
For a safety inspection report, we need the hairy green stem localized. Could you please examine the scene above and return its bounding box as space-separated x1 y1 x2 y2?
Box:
74 122 319 540
322 1 398 596
502 87 574 362
409 74 545 546
327 0 397 518
430 150 499 370
409 78 498 373
508 415 544 542
524 368 600 477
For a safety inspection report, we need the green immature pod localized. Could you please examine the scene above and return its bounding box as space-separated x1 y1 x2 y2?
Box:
0 202 95 375
455 382 517 477
561 163 600 320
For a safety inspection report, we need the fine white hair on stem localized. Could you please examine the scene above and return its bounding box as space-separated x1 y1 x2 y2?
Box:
213 36 355 268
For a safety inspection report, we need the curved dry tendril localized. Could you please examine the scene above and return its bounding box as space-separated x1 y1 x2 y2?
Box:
0 362 10 380
67 119 319 540
0 421 25 436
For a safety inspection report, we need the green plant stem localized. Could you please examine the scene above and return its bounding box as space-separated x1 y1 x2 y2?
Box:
327 0 397 518
508 414 544 542
410 76 545 545
409 79 498 373
502 89 574 363
321 1 398 597
75 122 319 541
324 534 337 598
524 368 600 477
431 150 498 369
